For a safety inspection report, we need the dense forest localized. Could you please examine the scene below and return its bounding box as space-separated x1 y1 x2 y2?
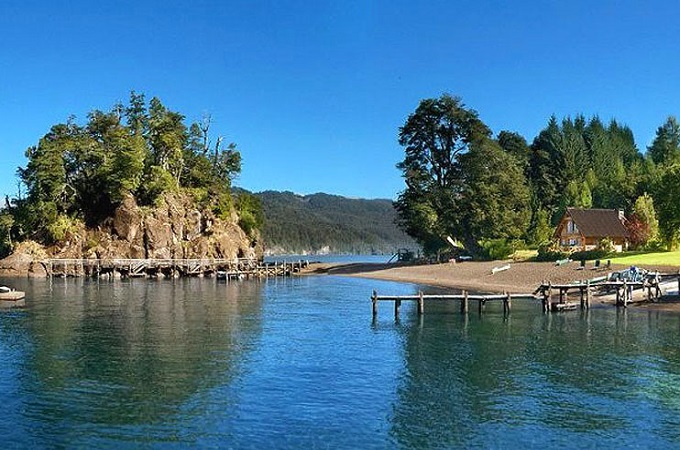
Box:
0 92 263 257
257 191 416 255
396 94 680 257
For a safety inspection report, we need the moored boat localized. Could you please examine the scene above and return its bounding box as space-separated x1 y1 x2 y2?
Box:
0 286 26 304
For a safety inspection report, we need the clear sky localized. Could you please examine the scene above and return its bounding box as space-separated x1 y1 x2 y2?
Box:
2 0 680 201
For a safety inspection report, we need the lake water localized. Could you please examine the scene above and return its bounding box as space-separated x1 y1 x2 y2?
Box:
1 273 680 448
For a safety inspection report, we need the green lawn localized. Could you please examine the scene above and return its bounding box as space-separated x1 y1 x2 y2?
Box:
607 251 680 267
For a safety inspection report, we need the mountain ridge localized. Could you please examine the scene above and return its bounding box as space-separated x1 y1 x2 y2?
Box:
255 190 417 255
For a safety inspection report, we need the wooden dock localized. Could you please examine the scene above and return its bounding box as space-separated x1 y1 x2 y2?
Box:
371 289 536 318
41 258 308 280
372 272 680 318
535 272 677 310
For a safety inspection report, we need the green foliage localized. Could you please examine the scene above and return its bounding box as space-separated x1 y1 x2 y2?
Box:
527 208 553 246
7 92 247 248
395 94 531 256
259 191 417 254
236 192 263 238
46 214 81 243
529 115 644 224
655 164 680 248
0 211 14 257
479 239 516 261
570 248 610 262
648 117 680 166
535 240 569 262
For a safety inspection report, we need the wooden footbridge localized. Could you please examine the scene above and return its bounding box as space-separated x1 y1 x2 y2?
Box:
42 258 308 279
372 272 679 318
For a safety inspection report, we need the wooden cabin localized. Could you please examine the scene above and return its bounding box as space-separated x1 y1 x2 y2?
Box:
554 208 629 252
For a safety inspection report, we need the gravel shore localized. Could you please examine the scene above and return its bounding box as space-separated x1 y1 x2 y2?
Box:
305 259 680 311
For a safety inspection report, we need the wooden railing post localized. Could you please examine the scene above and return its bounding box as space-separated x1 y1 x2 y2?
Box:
372 290 378 318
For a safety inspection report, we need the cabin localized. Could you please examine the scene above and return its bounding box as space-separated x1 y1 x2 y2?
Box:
554 208 629 252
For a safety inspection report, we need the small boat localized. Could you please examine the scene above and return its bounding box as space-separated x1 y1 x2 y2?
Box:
0 286 25 307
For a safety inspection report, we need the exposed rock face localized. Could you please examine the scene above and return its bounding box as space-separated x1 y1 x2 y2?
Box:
0 241 49 277
0 193 262 276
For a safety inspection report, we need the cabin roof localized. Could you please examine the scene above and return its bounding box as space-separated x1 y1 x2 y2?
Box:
560 208 629 239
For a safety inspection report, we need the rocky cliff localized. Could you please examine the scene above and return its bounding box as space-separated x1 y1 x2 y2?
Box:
0 193 262 277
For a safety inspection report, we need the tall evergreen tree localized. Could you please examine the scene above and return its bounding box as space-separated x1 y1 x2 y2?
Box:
648 116 680 166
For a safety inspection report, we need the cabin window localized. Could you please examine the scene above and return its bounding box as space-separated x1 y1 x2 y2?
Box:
567 220 578 233
568 238 577 246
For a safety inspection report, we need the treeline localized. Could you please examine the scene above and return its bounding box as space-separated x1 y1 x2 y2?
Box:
257 191 416 255
396 94 680 256
0 93 263 257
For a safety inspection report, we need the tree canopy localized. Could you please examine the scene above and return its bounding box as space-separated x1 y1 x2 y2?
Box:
5 92 251 248
395 94 530 256
396 94 680 256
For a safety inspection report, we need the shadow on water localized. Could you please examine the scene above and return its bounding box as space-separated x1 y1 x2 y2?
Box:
388 297 680 449
0 277 265 447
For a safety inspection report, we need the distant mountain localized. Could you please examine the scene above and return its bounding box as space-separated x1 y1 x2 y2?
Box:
255 191 418 255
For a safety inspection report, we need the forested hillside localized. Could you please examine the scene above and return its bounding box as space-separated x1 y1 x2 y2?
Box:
256 191 417 255
395 94 680 256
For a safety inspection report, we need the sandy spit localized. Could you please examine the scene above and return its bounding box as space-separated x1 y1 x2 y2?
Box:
303 259 680 312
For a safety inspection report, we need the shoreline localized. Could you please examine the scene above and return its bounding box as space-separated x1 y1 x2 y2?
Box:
305 260 680 312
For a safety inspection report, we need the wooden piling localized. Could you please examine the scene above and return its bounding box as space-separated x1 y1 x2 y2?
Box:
394 298 401 318
586 280 591 309
503 292 511 316
461 290 468 314
372 290 378 318
418 291 424 315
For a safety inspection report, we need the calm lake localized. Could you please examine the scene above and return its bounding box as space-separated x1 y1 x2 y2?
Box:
1 272 679 448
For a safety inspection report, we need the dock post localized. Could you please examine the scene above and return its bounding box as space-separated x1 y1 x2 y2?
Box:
504 292 511 316
418 291 424 315
580 283 585 310
623 280 628 308
547 283 553 313
372 290 378 318
394 298 401 318
461 290 468 314
586 280 591 309
478 298 485 315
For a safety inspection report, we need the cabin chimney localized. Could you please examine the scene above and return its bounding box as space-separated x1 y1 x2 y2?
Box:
618 209 625 222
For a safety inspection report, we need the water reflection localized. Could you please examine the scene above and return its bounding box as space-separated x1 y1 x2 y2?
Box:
1 277 264 446
391 301 680 448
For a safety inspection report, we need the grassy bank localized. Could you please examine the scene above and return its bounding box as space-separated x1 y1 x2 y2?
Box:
607 250 680 267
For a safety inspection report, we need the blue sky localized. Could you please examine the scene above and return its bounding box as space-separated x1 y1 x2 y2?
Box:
2 0 680 201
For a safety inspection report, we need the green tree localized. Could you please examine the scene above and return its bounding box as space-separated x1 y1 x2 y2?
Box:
457 140 531 249
395 94 530 256
654 165 680 248
627 193 659 248
648 116 680 166
395 94 491 255
497 130 530 168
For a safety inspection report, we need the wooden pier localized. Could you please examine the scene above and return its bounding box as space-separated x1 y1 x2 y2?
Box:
371 289 536 319
41 258 308 280
371 272 680 318
535 272 676 310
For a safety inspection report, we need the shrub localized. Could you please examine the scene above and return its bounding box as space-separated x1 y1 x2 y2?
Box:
535 239 569 262
570 249 610 262
479 239 516 260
